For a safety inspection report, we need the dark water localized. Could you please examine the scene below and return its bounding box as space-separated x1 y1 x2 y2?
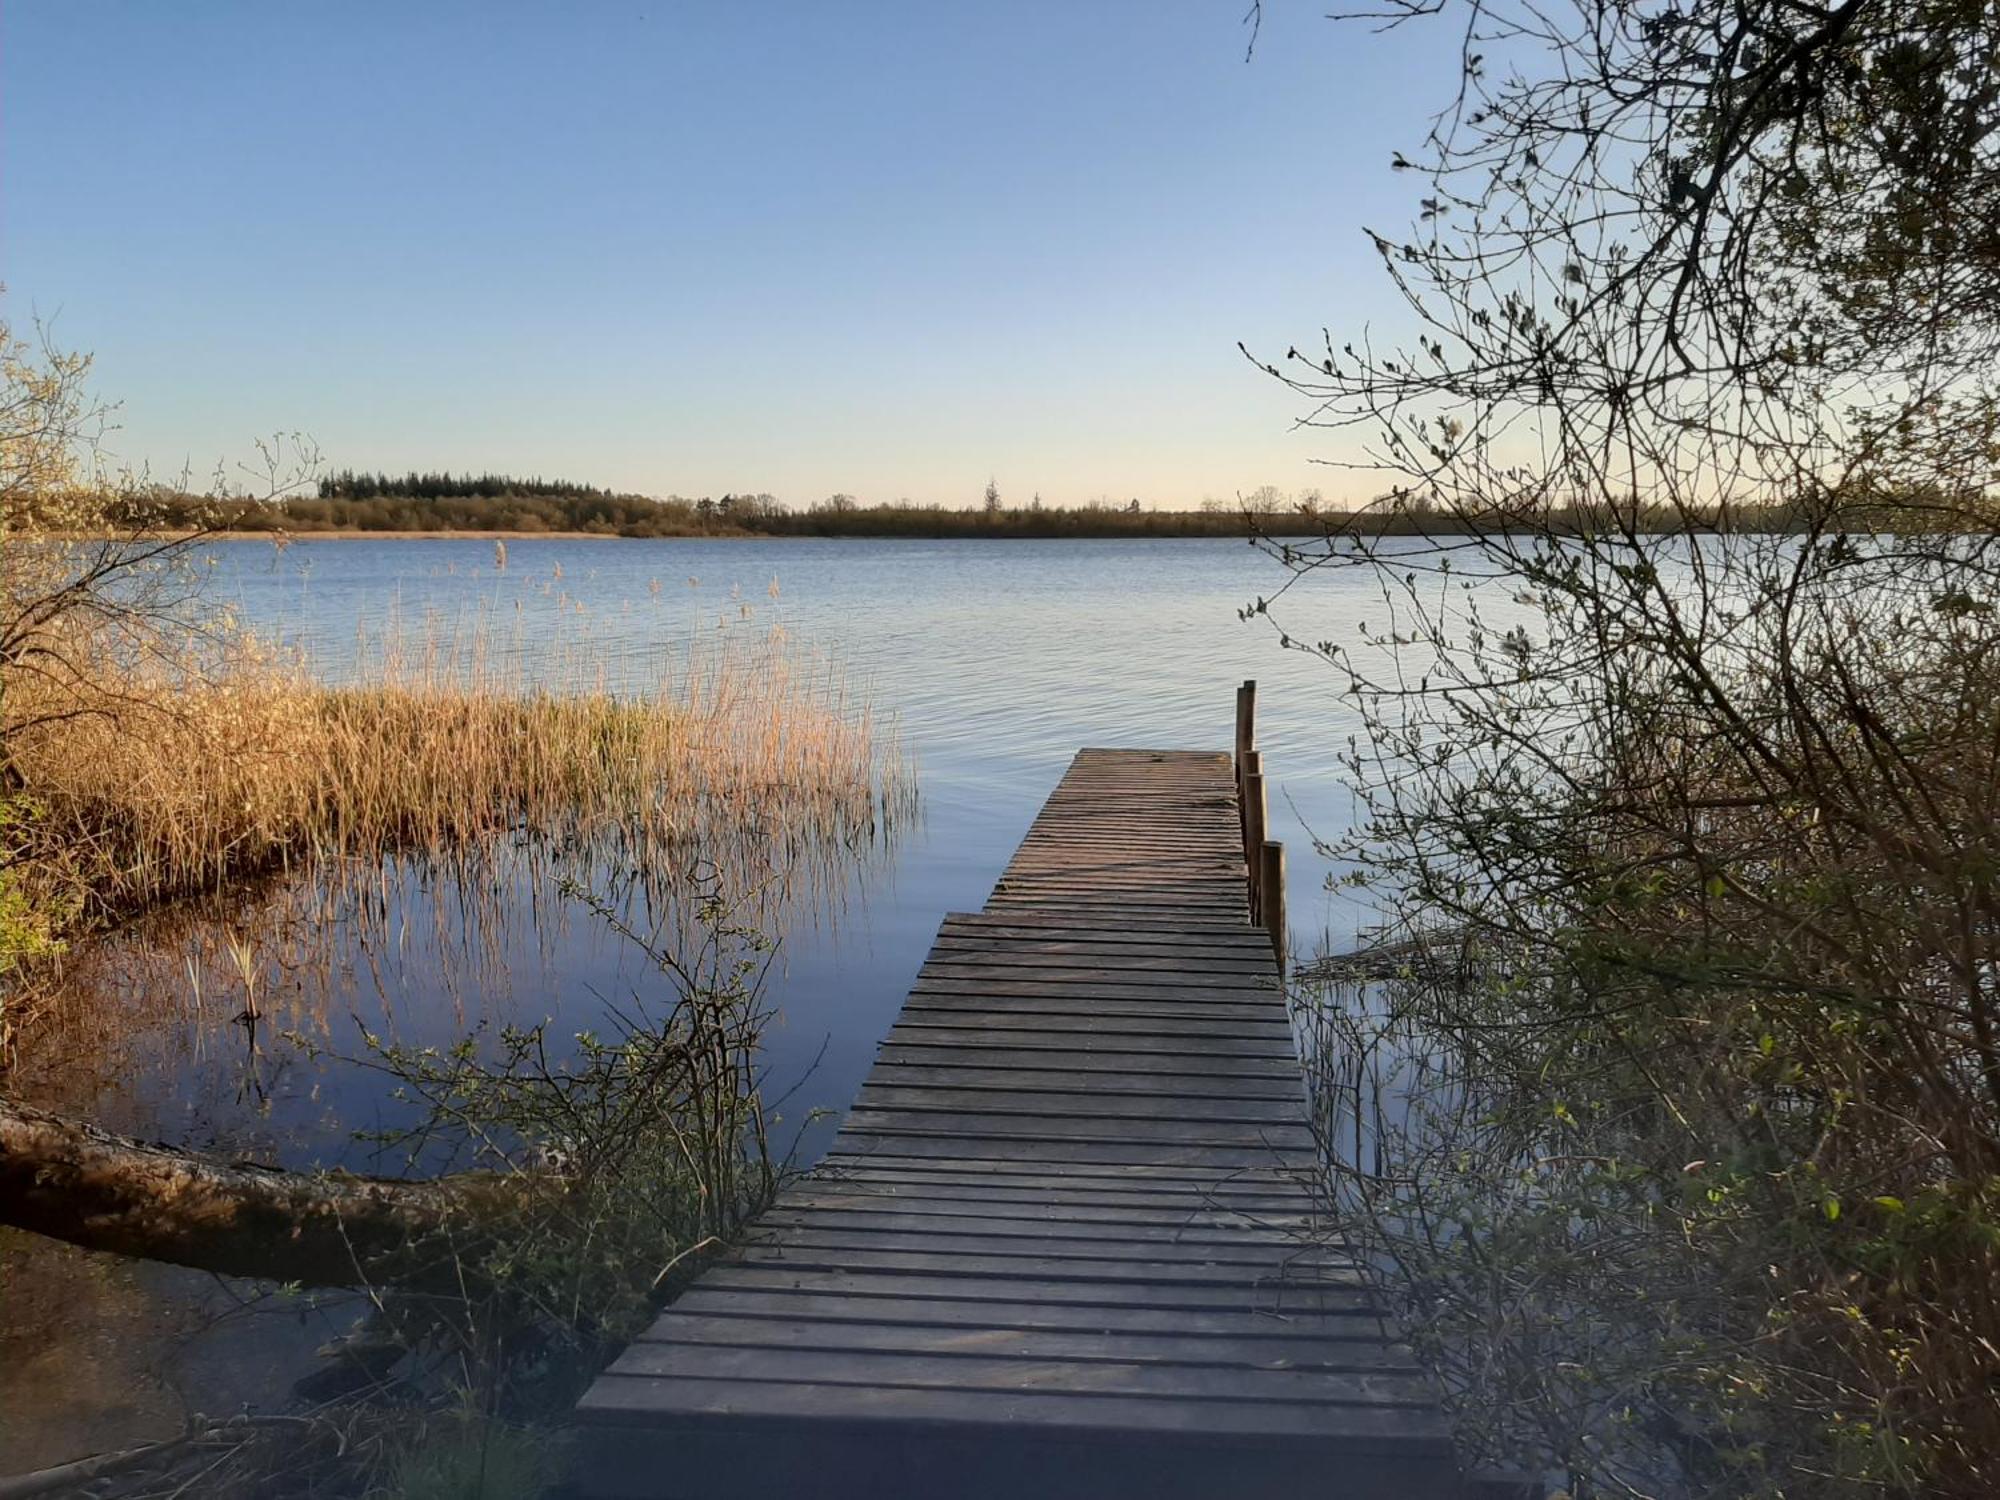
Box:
3 535 1405 1466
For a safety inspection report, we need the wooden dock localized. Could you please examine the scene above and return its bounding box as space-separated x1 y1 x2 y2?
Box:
575 701 1465 1497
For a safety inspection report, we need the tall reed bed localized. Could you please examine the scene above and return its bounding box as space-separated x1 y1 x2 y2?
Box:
5 611 905 972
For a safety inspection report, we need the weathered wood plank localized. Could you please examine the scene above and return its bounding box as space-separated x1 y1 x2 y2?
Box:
748 1223 1354 1270
888 1004 1289 1033
853 1085 1304 1124
879 1025 1298 1059
690 1265 1376 1315
759 1205 1319 1243
819 1134 1323 1169
657 1288 1380 1339
579 1375 1454 1444
626 1314 1415 1370
601 1344 1433 1406
838 1104 1317 1146
906 973 1283 1002
867 1061 1303 1098
871 1042 1305 1078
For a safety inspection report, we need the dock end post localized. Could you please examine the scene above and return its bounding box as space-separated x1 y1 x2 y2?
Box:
1260 839 1287 970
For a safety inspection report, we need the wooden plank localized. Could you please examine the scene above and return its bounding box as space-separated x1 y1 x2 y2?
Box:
657 1288 1381 1339
802 1174 1319 1217
900 992 1282 1022
879 1025 1298 1059
841 1101 1314 1141
906 974 1284 1003
868 1072 1304 1104
777 1183 1321 1223
579 1376 1454 1445
760 1205 1319 1242
903 987 1281 1018
750 1222 1352 1269
824 1136 1321 1169
899 995 1289 1027
890 995 1289 1025
928 930 1273 956
626 1314 1416 1370
854 1085 1304 1124
942 910 1264 937
935 919 1273 949
691 1265 1376 1315
806 1163 1315 1194
883 1021 1292 1049
810 1157 1318 1194
871 1043 1306 1078
601 1344 1433 1407
921 948 1276 977
838 1107 1318 1149
984 898 1251 918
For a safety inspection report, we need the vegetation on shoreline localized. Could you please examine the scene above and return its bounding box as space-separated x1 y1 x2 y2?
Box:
0 320 898 1495
124 480 1917 541
1271 0 2000 1492
5 620 891 978
0 324 900 1025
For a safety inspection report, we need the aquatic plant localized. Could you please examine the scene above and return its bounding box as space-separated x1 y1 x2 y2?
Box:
1 609 902 1041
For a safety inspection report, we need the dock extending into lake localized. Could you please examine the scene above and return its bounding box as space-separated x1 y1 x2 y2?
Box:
574 692 1471 1497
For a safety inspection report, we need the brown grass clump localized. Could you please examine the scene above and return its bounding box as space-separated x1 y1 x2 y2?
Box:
5 617 902 979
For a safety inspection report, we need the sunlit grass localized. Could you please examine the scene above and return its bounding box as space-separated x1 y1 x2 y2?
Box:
6 612 904 984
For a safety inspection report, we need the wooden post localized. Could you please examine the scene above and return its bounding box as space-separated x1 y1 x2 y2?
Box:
1234 680 1260 912
1260 839 1287 970
1242 762 1267 921
1234 679 1257 772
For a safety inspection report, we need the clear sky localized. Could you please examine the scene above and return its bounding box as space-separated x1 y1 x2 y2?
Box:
3 2 1457 509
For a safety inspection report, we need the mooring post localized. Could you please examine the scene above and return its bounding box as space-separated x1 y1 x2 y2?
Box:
1242 758 1267 920
1260 839 1287 969
1234 679 1257 775
1234 679 1260 910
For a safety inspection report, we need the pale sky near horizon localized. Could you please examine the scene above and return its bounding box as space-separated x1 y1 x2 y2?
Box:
4 2 1461 509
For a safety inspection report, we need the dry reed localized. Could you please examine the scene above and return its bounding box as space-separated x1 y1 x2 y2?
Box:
6 614 904 952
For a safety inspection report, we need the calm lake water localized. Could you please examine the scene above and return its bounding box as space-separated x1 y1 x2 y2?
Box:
3 535 1401 1465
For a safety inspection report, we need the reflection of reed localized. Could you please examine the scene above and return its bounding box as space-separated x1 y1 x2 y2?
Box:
8 606 912 1143
14 799 902 1161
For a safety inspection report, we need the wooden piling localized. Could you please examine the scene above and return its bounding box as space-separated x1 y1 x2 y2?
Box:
1242 760 1267 921
1234 678 1257 770
1260 839 1287 970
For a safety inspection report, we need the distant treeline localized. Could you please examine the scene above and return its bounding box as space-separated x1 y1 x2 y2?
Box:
275 492 711 536
105 476 1967 540
317 470 618 503
746 500 1303 539
138 486 1315 538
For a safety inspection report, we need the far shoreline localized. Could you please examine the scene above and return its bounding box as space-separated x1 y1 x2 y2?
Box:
196 527 1311 542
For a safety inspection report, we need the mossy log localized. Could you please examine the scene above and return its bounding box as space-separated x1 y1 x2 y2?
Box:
0 1097 524 1291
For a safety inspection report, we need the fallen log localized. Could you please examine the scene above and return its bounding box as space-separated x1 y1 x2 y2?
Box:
0 1097 527 1292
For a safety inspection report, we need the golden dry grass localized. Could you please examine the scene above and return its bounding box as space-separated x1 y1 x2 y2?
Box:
5 617 902 955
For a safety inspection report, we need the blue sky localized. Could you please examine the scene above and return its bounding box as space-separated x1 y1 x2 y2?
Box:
3 2 1457 508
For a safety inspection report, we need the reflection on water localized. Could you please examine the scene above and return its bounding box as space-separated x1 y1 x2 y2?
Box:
3 535 1396 1466
13 818 903 1156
